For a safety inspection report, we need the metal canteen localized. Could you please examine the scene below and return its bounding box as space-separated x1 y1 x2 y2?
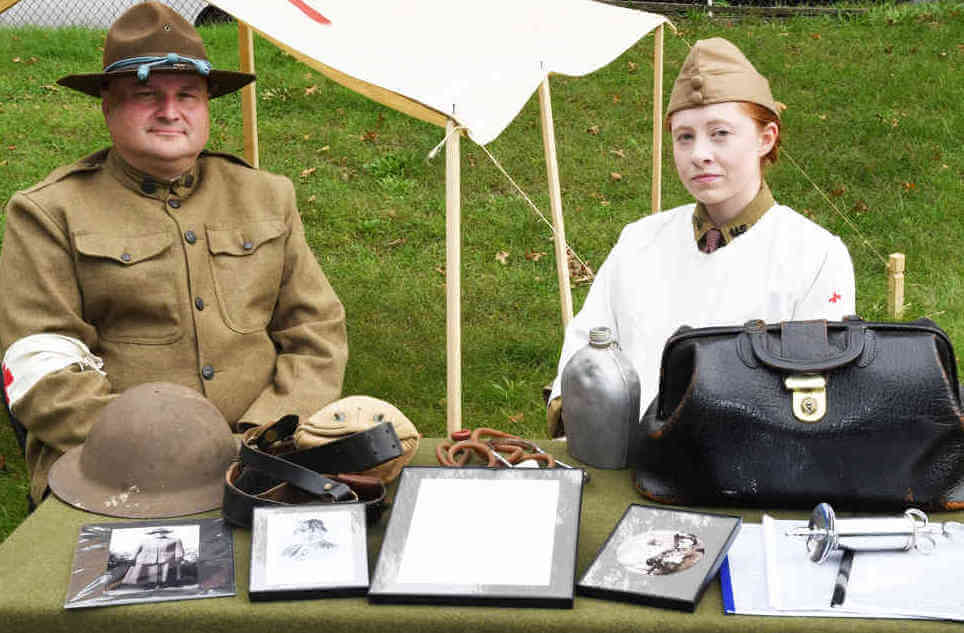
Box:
561 326 641 469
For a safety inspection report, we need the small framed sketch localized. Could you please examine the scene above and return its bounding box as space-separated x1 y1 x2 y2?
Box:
369 466 585 608
577 505 741 612
249 504 369 601
64 518 235 609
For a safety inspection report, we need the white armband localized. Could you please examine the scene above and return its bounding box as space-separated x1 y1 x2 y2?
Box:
2 334 106 409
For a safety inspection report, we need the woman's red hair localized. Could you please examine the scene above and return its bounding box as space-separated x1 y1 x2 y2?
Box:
739 102 781 167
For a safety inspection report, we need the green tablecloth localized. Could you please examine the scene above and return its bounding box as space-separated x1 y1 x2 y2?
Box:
1 438 960 632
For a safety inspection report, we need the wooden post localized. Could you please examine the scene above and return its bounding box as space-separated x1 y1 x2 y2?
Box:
445 120 462 435
538 78 574 330
238 21 260 168
651 24 664 215
888 253 905 320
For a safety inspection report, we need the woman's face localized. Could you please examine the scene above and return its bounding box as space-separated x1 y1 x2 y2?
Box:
670 101 777 225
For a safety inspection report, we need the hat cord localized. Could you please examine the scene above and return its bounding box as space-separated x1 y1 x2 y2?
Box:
104 53 212 82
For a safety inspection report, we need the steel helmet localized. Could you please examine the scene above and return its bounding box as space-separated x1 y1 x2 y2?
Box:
48 382 237 518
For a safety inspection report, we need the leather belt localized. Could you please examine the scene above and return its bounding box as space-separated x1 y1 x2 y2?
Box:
222 415 402 527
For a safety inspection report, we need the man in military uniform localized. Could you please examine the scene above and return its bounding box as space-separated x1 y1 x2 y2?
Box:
0 2 347 507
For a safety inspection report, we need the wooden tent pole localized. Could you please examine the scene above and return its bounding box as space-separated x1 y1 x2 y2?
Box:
538 78 574 330
888 253 905 320
238 20 260 168
651 23 664 215
445 119 462 435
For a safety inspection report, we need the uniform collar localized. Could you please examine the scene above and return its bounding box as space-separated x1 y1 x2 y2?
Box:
692 181 775 249
105 149 200 201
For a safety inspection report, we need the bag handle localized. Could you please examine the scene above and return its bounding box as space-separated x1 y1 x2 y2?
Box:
745 319 866 372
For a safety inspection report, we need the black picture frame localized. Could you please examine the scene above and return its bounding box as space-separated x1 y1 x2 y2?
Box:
577 504 741 612
249 504 369 601
369 466 585 608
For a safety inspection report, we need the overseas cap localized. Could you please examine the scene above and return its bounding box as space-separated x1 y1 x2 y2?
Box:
667 37 781 119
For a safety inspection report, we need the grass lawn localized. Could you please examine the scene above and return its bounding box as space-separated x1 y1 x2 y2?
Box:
0 2 961 541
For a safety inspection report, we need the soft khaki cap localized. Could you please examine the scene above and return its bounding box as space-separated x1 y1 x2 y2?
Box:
295 395 419 483
667 37 781 119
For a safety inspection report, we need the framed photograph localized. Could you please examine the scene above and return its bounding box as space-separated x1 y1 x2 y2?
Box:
249 504 369 601
369 466 585 608
577 505 741 612
64 518 235 609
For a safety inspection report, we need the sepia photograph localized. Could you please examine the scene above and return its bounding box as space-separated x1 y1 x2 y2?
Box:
578 505 740 611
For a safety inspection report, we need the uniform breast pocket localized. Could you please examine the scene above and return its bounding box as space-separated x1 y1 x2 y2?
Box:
74 231 182 344
206 221 287 334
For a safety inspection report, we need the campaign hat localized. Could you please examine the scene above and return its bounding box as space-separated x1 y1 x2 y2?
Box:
58 1 253 98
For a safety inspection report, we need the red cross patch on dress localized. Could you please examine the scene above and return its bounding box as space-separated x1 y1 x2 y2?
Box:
829 292 842 304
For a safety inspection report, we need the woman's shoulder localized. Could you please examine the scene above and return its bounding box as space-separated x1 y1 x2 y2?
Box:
764 204 846 248
615 202 695 247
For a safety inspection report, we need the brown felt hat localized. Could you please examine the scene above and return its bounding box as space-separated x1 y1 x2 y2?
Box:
48 382 237 519
57 1 253 98
667 37 781 119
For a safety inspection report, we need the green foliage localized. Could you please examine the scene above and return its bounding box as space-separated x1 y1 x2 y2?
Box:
0 5 962 540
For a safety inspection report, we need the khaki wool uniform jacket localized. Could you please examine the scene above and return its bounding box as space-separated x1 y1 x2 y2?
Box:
0 149 348 503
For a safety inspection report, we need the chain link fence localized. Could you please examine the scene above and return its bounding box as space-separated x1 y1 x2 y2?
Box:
0 0 233 28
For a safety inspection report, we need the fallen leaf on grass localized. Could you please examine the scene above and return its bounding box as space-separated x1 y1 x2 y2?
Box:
495 250 510 265
610 172 622 182
525 250 546 262
627 61 638 72
810 33 822 40
435 266 446 277
830 185 846 197
818 114 827 121
801 208 815 218
612 94 621 104
902 182 916 191
304 84 318 96
319 145 330 152
12 57 21 63
307 195 317 203
610 148 626 158
508 412 524 424
7 145 15 151
586 125 600 136
361 130 377 143
568 250 594 285
300 167 317 178
385 238 407 247
853 200 870 213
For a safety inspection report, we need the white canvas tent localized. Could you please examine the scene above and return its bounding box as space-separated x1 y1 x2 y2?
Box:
209 0 669 433
1 0 670 433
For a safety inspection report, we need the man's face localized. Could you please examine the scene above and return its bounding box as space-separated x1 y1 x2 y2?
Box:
102 73 210 181
670 101 776 225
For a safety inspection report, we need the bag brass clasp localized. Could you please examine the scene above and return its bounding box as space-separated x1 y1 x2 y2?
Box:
784 374 827 422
